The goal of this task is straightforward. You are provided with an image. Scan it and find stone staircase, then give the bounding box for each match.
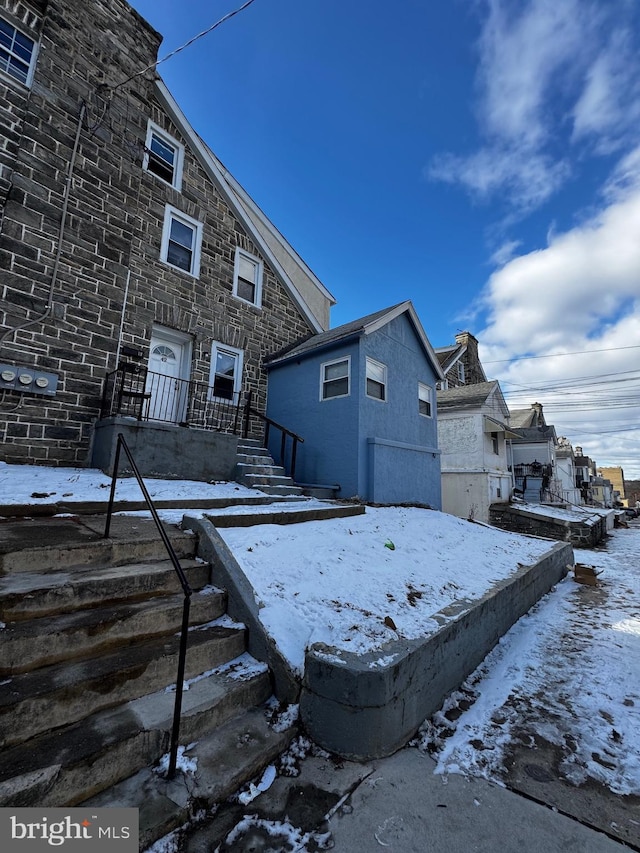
[0,515,294,849]
[235,438,304,496]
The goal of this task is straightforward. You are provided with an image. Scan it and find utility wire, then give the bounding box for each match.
[484,343,640,364]
[113,0,259,92]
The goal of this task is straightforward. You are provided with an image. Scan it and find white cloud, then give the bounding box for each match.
[430,0,640,212]
[477,184,640,476]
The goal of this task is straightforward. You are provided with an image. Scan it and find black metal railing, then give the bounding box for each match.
[104,432,192,780]
[513,462,553,479]
[101,365,243,434]
[241,390,304,480]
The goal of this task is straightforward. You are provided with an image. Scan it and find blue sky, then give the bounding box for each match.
[128,0,640,478]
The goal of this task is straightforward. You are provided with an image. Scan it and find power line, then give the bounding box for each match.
[113,0,259,92]
[483,343,640,364]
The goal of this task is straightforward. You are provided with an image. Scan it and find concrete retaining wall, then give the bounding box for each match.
[184,515,300,704]
[299,541,573,760]
[92,418,238,482]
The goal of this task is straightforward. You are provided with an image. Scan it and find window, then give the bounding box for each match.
[144,122,184,189]
[233,248,263,307]
[457,362,465,383]
[418,382,432,417]
[321,357,350,400]
[0,16,37,86]
[366,357,386,401]
[491,432,500,455]
[436,379,448,391]
[209,343,243,401]
[160,206,202,276]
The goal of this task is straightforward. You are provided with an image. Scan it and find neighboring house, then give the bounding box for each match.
[591,476,614,508]
[434,332,487,390]
[508,403,563,503]
[555,437,583,506]
[437,380,516,522]
[574,446,597,504]
[597,466,627,507]
[0,0,334,475]
[265,302,444,507]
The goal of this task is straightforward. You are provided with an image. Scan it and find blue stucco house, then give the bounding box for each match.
[265,301,445,507]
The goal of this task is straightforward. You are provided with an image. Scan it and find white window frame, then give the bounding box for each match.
[365,357,387,402]
[233,247,263,308]
[160,205,202,277]
[208,342,244,402]
[457,361,466,383]
[0,15,38,87]
[144,121,184,190]
[418,382,433,418]
[320,356,350,401]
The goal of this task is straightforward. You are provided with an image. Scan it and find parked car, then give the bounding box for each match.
[623,508,638,518]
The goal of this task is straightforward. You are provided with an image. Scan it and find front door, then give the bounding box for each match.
[146,327,191,422]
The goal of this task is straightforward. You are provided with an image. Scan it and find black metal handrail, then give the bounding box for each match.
[242,391,304,481]
[104,432,192,780]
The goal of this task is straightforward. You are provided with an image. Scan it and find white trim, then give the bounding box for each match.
[365,356,387,402]
[418,382,433,418]
[233,246,263,308]
[0,14,38,88]
[154,79,326,333]
[144,120,184,190]
[160,205,203,277]
[320,355,351,401]
[209,341,244,402]
[361,301,445,381]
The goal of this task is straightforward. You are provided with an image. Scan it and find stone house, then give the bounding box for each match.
[437,380,516,522]
[0,0,334,476]
[434,331,487,390]
[265,301,444,506]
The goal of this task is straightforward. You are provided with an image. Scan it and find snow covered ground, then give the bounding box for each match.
[416,524,640,797]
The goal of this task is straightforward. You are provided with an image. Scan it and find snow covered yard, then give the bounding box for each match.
[417,525,640,800]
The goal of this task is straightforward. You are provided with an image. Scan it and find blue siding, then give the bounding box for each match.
[266,312,441,507]
[266,340,361,496]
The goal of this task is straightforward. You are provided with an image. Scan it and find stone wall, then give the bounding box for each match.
[489,504,608,547]
[0,0,315,467]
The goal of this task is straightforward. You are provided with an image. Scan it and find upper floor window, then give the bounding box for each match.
[321,356,350,400]
[233,248,263,307]
[418,382,433,417]
[491,431,499,455]
[366,357,387,401]
[160,205,202,277]
[457,362,466,383]
[0,16,37,86]
[144,122,184,190]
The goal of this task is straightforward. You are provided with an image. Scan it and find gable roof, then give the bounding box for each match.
[265,300,445,379]
[435,343,464,373]
[154,79,333,334]
[437,380,509,416]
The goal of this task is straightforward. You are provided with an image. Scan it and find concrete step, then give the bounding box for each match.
[82,705,297,850]
[1,586,227,675]
[0,518,197,574]
[0,624,247,748]
[241,474,298,488]
[236,462,287,477]
[0,558,210,621]
[249,484,305,497]
[205,502,366,527]
[0,654,272,809]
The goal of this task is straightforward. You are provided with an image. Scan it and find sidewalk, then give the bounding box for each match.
[327,748,624,853]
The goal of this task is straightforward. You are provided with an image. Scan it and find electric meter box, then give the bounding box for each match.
[0,363,59,396]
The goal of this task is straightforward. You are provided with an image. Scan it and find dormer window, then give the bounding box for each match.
[144,122,184,190]
[0,16,37,86]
